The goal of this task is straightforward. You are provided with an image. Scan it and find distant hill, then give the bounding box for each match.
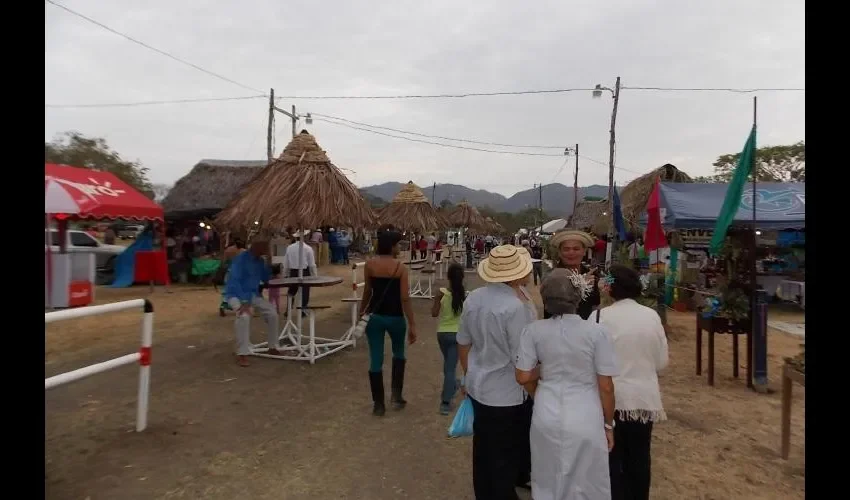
[359,182,611,216]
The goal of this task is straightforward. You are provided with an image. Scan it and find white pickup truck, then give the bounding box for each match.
[45,229,127,272]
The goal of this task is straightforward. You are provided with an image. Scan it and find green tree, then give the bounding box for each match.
[45,132,154,198]
[712,141,804,182]
[439,199,454,209]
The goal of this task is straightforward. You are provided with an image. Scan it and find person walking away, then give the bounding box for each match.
[328,228,340,264]
[530,240,544,286]
[431,263,467,415]
[224,238,282,366]
[515,268,620,500]
[545,230,601,320]
[283,232,318,314]
[597,265,668,500]
[358,230,418,416]
[457,245,538,499]
[427,232,437,260]
[418,235,428,260]
[465,236,474,269]
[339,229,352,264]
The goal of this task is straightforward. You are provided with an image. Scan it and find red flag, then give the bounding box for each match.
[643,177,668,252]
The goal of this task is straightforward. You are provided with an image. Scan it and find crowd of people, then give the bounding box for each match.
[219,226,669,499]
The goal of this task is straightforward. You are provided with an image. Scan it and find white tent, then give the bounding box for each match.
[538,218,567,234]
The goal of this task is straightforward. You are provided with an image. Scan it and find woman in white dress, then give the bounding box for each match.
[515,268,619,500]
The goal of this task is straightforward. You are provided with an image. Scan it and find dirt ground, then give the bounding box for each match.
[45,264,805,500]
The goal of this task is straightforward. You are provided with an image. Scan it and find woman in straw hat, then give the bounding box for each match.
[515,268,620,500]
[457,245,538,499]
[545,229,601,320]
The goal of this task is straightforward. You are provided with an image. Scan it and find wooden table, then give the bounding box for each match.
[252,275,346,364]
[695,314,751,387]
[781,363,805,459]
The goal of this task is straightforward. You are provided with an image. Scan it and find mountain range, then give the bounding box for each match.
[359,182,610,216]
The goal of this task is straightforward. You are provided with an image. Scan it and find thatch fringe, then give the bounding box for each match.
[214,130,377,232]
[377,181,448,231]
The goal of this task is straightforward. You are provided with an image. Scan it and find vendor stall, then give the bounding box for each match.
[45,164,167,308]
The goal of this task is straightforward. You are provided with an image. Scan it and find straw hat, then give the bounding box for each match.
[478,245,533,283]
[550,229,595,249]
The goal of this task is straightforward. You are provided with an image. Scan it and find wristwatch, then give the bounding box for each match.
[604,421,615,431]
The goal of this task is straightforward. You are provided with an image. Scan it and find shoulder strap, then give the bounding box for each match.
[595,307,601,323]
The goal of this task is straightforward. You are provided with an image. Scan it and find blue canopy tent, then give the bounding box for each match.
[640,182,805,230]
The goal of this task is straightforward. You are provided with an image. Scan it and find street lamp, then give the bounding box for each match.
[593,77,621,267]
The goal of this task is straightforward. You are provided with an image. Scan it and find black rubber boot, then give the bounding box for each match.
[368,371,386,416]
[390,358,407,410]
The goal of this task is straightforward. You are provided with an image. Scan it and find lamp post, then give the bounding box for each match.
[593,77,621,267]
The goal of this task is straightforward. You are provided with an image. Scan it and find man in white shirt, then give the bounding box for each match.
[283,233,319,313]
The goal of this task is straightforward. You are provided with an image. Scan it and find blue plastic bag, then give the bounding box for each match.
[448,397,475,438]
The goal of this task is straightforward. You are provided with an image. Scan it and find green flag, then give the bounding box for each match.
[709,126,757,256]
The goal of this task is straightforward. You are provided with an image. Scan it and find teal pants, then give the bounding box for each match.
[366,314,407,373]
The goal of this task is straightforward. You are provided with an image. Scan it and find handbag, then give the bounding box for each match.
[353,262,401,338]
[447,397,475,438]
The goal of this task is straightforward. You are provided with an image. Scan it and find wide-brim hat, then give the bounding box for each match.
[550,229,595,249]
[478,244,533,283]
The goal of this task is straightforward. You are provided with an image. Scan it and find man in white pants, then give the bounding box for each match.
[224,239,281,366]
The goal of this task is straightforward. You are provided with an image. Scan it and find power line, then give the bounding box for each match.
[312,115,647,177]
[312,113,565,149]
[45,95,266,109]
[273,86,804,100]
[311,117,565,157]
[45,0,265,95]
[623,86,805,93]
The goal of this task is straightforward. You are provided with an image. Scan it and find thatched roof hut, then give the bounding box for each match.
[485,216,506,234]
[215,130,377,232]
[161,159,267,220]
[377,181,448,231]
[447,200,489,231]
[568,164,692,235]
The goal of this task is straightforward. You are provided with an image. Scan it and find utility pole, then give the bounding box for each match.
[605,77,621,266]
[266,88,275,161]
[432,182,436,205]
[538,182,543,230]
[572,143,580,218]
[291,104,297,138]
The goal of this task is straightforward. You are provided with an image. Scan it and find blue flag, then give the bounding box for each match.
[612,183,627,241]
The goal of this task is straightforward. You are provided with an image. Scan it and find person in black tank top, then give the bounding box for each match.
[359,230,418,416]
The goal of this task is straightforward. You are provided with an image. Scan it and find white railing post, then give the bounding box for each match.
[136,300,154,432]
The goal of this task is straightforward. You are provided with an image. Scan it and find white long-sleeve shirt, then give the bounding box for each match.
[283,241,318,277]
[596,298,668,423]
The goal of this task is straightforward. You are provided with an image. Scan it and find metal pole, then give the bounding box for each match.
[292,104,298,138]
[267,88,275,161]
[605,77,621,267]
[572,144,579,219]
[750,96,760,391]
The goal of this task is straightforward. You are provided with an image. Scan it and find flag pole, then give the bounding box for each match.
[749,96,759,390]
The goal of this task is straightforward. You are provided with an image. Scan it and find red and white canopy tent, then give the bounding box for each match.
[45,163,166,307]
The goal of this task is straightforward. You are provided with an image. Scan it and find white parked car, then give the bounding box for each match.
[45,229,126,272]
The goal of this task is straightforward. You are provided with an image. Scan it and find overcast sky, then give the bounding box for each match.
[45,0,804,197]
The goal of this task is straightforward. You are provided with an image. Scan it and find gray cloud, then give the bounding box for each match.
[45,0,804,196]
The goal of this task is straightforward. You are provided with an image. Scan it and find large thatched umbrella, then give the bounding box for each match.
[447,200,489,231]
[215,130,377,232]
[485,216,505,234]
[377,181,448,231]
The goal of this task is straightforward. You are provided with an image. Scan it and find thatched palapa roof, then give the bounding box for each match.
[568,164,692,235]
[447,200,489,230]
[161,159,267,219]
[485,216,505,234]
[377,181,448,231]
[215,130,377,232]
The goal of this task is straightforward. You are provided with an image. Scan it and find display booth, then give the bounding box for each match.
[45,164,166,309]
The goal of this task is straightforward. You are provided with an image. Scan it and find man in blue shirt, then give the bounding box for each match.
[224,239,280,366]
